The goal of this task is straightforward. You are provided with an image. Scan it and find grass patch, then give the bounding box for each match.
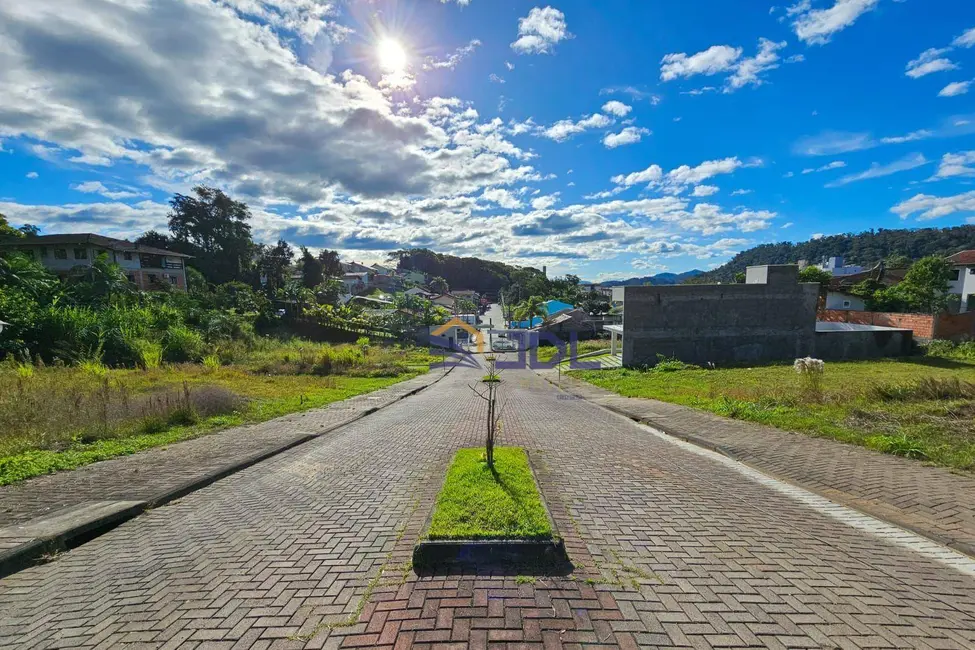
[0,339,432,485]
[534,339,610,363]
[427,448,552,540]
[571,356,975,473]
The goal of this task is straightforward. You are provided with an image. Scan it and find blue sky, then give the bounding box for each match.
[1,0,975,281]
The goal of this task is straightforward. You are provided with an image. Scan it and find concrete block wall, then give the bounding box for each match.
[621,266,819,367]
[815,329,914,360]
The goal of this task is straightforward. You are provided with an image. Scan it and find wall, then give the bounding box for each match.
[818,309,935,339]
[824,292,866,311]
[814,327,913,360]
[818,309,975,341]
[621,265,819,367]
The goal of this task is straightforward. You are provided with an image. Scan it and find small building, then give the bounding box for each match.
[824,263,908,312]
[341,272,370,294]
[430,293,458,309]
[947,250,975,312]
[824,291,866,311]
[400,270,427,284]
[341,261,374,274]
[817,255,864,277]
[370,263,397,277]
[0,233,191,291]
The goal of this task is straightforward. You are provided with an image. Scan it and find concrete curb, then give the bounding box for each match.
[538,371,975,560]
[0,366,454,579]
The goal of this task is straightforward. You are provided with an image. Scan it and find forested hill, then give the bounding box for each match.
[601,270,703,286]
[697,225,975,283]
[388,248,544,295]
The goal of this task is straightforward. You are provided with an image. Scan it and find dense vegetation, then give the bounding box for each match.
[696,225,975,283]
[390,248,544,296]
[601,270,703,286]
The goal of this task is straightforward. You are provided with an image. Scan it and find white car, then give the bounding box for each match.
[491,337,518,352]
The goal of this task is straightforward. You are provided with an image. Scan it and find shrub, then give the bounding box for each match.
[132,340,163,370]
[163,325,204,362]
[651,355,700,372]
[866,434,927,459]
[202,355,221,372]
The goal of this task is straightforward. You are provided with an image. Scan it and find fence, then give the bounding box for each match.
[818,309,975,341]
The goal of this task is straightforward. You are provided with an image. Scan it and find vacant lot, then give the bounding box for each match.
[572,355,975,473]
[0,340,437,484]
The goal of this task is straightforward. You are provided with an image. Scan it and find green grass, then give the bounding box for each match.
[0,339,434,485]
[534,339,610,363]
[426,447,553,540]
[571,357,975,473]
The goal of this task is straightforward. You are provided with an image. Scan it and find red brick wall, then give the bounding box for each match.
[818,309,936,339]
[934,311,975,340]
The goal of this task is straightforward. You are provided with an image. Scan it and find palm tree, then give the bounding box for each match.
[429,276,449,295]
[514,295,547,326]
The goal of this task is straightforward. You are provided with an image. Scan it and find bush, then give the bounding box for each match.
[925,339,975,360]
[163,325,204,362]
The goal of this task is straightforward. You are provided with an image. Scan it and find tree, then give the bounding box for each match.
[515,295,546,324]
[885,254,913,269]
[18,224,40,237]
[314,278,344,306]
[0,214,24,241]
[167,186,254,284]
[886,255,953,314]
[798,266,833,285]
[429,276,449,294]
[318,249,343,278]
[136,230,173,250]
[733,271,746,284]
[0,252,58,298]
[67,253,133,306]
[581,289,610,315]
[300,247,324,289]
[254,239,294,294]
[276,279,314,317]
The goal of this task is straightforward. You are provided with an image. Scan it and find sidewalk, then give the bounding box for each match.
[539,368,975,558]
[0,368,450,572]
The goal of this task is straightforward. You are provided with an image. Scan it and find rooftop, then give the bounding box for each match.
[948,250,975,265]
[0,233,191,258]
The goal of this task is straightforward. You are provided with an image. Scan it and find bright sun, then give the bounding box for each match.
[377,38,408,73]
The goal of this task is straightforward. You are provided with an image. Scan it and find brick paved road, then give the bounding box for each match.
[544,370,975,558]
[1,362,974,648]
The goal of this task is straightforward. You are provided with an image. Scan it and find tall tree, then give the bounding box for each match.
[135,230,173,250]
[18,224,40,237]
[0,214,24,241]
[300,247,324,288]
[167,186,254,284]
[887,255,953,314]
[254,239,294,294]
[429,276,449,294]
[318,249,343,278]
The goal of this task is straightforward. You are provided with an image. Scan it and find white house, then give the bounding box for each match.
[341,271,370,294]
[0,233,191,291]
[824,291,866,311]
[947,250,975,312]
[815,256,864,277]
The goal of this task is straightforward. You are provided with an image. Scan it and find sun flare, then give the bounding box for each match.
[377,38,408,73]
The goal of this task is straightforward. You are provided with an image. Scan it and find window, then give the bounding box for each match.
[54,248,68,260]
[969,268,975,275]
[842,300,851,308]
[73,248,87,260]
[169,276,178,285]
[123,252,133,261]
[39,247,48,258]
[148,274,158,284]
[950,269,961,281]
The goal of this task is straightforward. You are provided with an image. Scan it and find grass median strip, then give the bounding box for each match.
[427,447,552,540]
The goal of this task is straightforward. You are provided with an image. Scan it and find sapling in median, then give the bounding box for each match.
[469,355,506,469]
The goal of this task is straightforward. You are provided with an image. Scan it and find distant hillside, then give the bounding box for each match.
[600,270,704,286]
[696,225,975,283]
[388,248,543,295]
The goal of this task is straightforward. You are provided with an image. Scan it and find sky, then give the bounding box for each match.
[1,0,975,281]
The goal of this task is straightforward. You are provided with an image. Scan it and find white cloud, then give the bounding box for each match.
[692,185,720,197]
[892,190,975,220]
[781,222,794,228]
[953,28,975,48]
[25,171,38,179]
[931,151,975,180]
[601,101,632,117]
[540,114,612,142]
[0,200,171,239]
[511,7,571,55]
[811,233,824,239]
[880,129,933,144]
[660,45,742,81]
[489,73,506,84]
[906,48,959,79]
[825,153,928,187]
[71,180,147,200]
[480,188,523,209]
[440,0,473,5]
[939,80,972,97]
[602,126,649,149]
[613,156,751,194]
[726,39,787,90]
[530,194,559,210]
[731,189,753,196]
[422,39,481,71]
[801,160,846,174]
[791,0,880,45]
